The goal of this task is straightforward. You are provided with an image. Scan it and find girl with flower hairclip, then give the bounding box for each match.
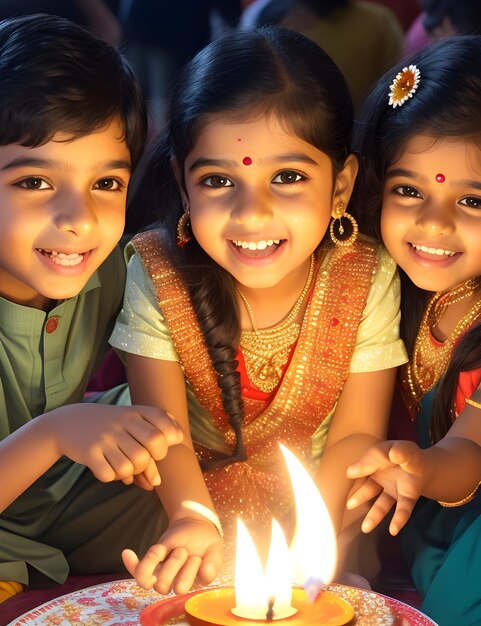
[347,36,481,624]
[108,26,408,595]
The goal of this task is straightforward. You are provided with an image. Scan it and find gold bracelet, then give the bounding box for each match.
[439,481,481,508]
[465,397,481,410]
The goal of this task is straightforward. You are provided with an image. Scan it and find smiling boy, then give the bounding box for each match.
[0,14,181,603]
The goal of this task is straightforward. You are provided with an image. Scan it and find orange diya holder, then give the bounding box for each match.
[140,586,354,626]
[141,445,355,626]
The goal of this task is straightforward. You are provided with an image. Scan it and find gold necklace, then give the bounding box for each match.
[237,254,316,393]
[403,279,481,415]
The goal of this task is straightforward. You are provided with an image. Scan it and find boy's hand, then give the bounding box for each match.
[47,404,183,485]
[122,518,224,595]
[346,440,426,535]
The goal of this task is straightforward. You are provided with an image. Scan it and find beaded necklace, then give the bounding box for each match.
[402,279,481,415]
[237,254,316,393]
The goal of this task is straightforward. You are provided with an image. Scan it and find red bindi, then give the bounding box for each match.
[435,173,446,183]
[242,156,252,166]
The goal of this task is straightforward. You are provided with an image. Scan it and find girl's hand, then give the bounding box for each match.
[346,440,426,535]
[122,518,224,594]
[46,404,183,485]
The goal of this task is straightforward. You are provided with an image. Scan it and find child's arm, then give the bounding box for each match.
[314,367,397,557]
[346,388,481,535]
[120,353,224,595]
[0,403,183,513]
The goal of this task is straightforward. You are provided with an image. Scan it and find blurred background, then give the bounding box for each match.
[2,1,481,130]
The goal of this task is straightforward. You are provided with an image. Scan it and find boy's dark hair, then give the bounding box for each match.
[352,36,481,442]
[129,26,354,469]
[0,13,147,167]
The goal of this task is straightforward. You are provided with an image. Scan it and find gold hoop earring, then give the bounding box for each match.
[330,203,358,246]
[176,210,192,247]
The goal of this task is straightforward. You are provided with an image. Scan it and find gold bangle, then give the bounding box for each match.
[465,397,481,410]
[438,481,481,508]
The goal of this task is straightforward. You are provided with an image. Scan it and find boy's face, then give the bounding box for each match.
[0,118,131,309]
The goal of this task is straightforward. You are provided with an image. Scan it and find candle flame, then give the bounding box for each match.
[280,443,337,588]
[233,519,296,620]
[265,519,295,617]
[232,444,338,620]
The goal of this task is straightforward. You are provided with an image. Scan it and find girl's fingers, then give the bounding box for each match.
[347,478,381,509]
[388,441,424,476]
[134,543,168,589]
[172,555,203,595]
[198,546,224,585]
[390,497,416,536]
[122,549,140,578]
[153,547,189,595]
[361,492,395,533]
[346,460,377,478]
[347,445,396,478]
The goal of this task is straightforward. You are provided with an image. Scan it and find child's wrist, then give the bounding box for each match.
[438,481,481,508]
[176,500,224,539]
[27,412,60,460]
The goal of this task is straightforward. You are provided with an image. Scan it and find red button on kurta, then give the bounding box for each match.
[45,316,59,333]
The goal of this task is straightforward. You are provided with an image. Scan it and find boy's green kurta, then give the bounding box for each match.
[0,247,125,438]
[0,246,166,587]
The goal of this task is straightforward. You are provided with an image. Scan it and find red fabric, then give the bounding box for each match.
[454,367,481,416]
[235,344,295,402]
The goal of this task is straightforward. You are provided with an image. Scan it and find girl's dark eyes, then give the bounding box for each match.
[392,185,422,198]
[14,177,51,190]
[200,170,305,188]
[202,175,233,188]
[272,170,304,184]
[460,196,481,210]
[94,178,123,191]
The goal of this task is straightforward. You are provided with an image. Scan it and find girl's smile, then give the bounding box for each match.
[183,115,356,303]
[381,135,481,292]
[229,238,284,263]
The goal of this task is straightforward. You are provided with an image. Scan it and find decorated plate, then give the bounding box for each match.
[6,579,438,626]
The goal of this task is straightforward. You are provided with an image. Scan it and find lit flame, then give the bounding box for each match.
[232,444,337,620]
[233,518,296,620]
[281,443,337,588]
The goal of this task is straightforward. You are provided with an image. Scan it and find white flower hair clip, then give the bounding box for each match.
[388,64,421,108]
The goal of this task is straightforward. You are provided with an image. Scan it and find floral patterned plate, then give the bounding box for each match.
[7,579,438,626]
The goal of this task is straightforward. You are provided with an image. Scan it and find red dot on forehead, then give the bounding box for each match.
[242,156,252,166]
[435,173,445,183]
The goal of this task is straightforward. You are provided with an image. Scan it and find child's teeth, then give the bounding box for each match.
[40,249,84,266]
[413,244,456,256]
[233,239,281,250]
